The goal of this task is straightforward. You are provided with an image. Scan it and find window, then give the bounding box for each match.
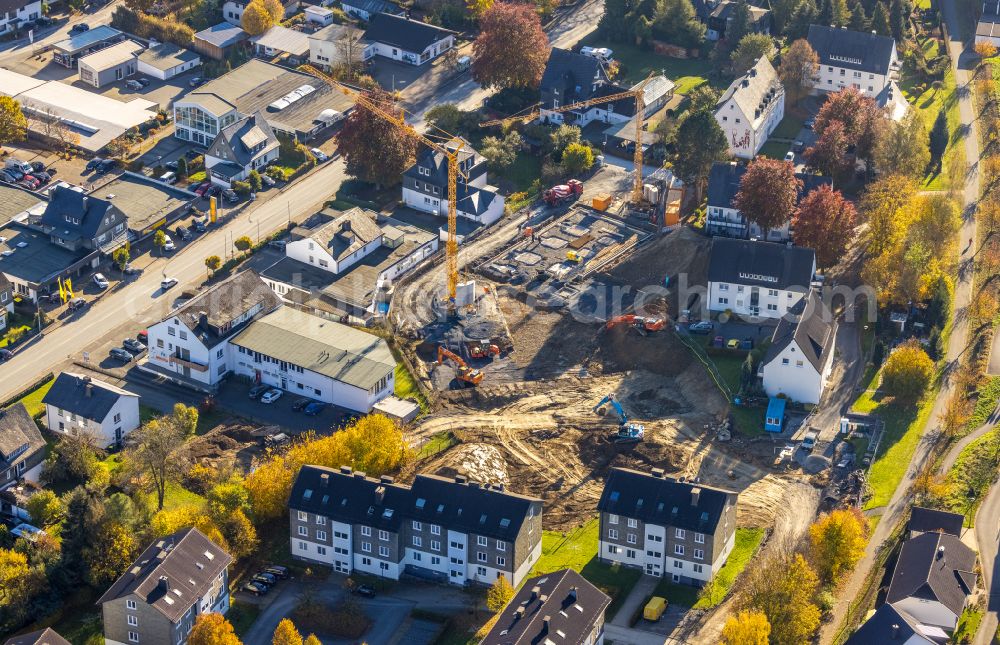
[768,289,778,297]
[114,413,121,423]
[179,331,187,341]
[168,326,176,337]
[316,530,327,541]
[431,540,441,551]
[627,533,637,544]
[217,348,224,359]
[767,304,778,311]
[126,600,137,610]
[378,530,389,541]
[648,534,662,542]
[298,526,307,536]
[361,526,371,537]
[496,556,505,566]
[298,511,307,521]
[361,542,371,553]
[127,615,138,626]
[477,536,487,546]
[477,566,487,576]
[496,540,505,551]
[718,297,729,305]
[317,546,327,556]
[477,552,487,562]
[694,549,704,560]
[675,528,686,539]
[362,557,371,565]
[608,528,619,540]
[378,546,389,557]
[412,551,422,561]
[626,549,636,558]
[607,544,620,555]
[413,521,422,531]
[430,524,441,535]
[627,518,638,528]
[316,516,326,525]
[431,556,441,565]
[608,513,618,525]
[796,360,804,367]
[674,544,685,556]
[693,563,704,574]
[695,533,705,544]
[782,358,790,365]
[412,536,422,547]
[719,284,729,291]
[674,560,683,569]
[128,632,139,643]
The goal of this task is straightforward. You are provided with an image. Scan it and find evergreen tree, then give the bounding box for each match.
[727,0,753,43]
[871,1,891,36]
[788,0,818,39]
[889,0,907,41]
[830,0,851,26]
[599,0,632,41]
[848,0,868,30]
[770,0,798,34]
[818,0,833,26]
[57,487,104,588]
[929,108,948,168]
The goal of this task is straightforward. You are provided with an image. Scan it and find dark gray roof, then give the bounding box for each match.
[341,0,403,15]
[170,270,281,349]
[206,112,279,170]
[844,604,935,645]
[42,372,138,423]
[96,527,232,623]
[540,47,604,103]
[807,25,896,76]
[707,238,816,292]
[715,56,782,126]
[985,0,1000,17]
[0,403,45,470]
[404,140,485,187]
[481,569,611,645]
[4,628,72,645]
[137,42,201,70]
[363,13,453,52]
[289,465,542,541]
[300,207,384,262]
[0,222,91,285]
[762,290,836,372]
[707,161,832,210]
[0,184,45,225]
[886,532,977,617]
[40,186,122,243]
[597,467,735,534]
[909,507,964,538]
[194,21,248,49]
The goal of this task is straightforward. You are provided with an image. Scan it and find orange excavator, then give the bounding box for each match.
[437,346,484,386]
[605,315,666,335]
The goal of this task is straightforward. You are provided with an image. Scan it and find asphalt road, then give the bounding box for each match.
[820,1,983,641]
[0,160,348,403]
[0,0,122,66]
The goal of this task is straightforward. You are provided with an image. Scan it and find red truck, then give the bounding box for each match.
[543,179,583,206]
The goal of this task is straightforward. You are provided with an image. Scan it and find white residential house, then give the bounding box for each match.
[362,12,454,65]
[144,271,281,388]
[204,112,280,187]
[597,467,738,586]
[759,290,837,405]
[0,275,13,332]
[42,373,141,447]
[707,238,817,321]
[308,23,372,71]
[807,25,898,98]
[401,140,505,226]
[714,56,785,159]
[136,42,202,81]
[0,0,41,34]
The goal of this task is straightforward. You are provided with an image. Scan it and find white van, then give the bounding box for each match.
[5,158,32,174]
[159,171,177,184]
[580,46,613,63]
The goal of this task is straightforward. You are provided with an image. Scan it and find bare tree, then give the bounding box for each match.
[124,416,188,511]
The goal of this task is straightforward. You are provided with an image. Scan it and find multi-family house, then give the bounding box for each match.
[480,569,612,645]
[845,603,942,645]
[759,290,837,405]
[38,186,128,254]
[289,465,543,587]
[4,628,72,645]
[42,372,141,448]
[0,0,42,34]
[221,0,296,23]
[597,467,737,586]
[401,140,505,226]
[705,161,831,241]
[145,270,281,388]
[0,403,45,491]
[362,13,455,66]
[308,23,371,71]
[538,48,609,126]
[707,238,817,321]
[807,25,898,98]
[98,527,232,645]
[714,56,784,159]
[204,112,280,188]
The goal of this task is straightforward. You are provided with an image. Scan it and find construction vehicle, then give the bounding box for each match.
[543,179,583,207]
[566,249,584,263]
[593,393,645,444]
[437,346,484,386]
[481,75,656,204]
[604,314,666,334]
[300,65,467,310]
[466,341,500,359]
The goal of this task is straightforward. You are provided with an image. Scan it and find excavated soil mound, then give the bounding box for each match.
[594,325,693,377]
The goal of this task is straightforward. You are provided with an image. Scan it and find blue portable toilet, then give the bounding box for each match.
[764,398,786,433]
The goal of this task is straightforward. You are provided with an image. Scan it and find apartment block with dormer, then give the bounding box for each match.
[288,465,543,587]
[807,25,898,98]
[597,467,737,586]
[714,56,785,159]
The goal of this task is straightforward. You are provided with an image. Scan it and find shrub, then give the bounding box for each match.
[266,165,288,181]
[247,169,262,192]
[882,339,934,401]
[231,180,251,197]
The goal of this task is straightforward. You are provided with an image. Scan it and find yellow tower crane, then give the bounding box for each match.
[480,75,654,204]
[300,65,468,306]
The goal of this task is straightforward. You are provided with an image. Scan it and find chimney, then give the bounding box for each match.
[375,485,386,504]
[354,471,366,479]
[651,468,665,478]
[320,473,330,486]
[341,220,352,233]
[380,475,394,484]
[158,576,169,592]
[85,384,93,398]
[455,475,467,484]
[469,482,480,489]
[542,615,551,632]
[340,466,352,474]
[937,545,945,559]
[568,586,578,602]
[530,586,540,602]
[890,624,900,639]
[691,487,702,507]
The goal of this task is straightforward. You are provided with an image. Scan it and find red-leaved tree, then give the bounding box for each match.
[337,87,418,187]
[792,184,857,267]
[805,119,852,181]
[813,87,883,162]
[733,158,802,238]
[472,3,550,90]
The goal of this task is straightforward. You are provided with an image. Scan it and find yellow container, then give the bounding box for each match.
[643,596,667,621]
[592,193,612,211]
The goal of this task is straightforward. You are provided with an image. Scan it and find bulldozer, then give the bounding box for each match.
[604,314,666,335]
[437,346,484,387]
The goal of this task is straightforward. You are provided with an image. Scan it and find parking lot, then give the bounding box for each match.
[214,379,356,434]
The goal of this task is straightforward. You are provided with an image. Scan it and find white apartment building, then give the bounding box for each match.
[760,290,837,405]
[707,238,817,321]
[807,24,898,98]
[714,56,785,159]
[42,373,141,447]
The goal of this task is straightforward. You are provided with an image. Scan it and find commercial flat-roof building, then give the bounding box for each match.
[0,184,45,226]
[250,25,310,59]
[52,25,124,68]
[88,171,197,240]
[77,39,145,89]
[0,221,101,302]
[137,42,202,81]
[0,68,159,153]
[173,58,352,146]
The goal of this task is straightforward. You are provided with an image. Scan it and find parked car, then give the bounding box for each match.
[725,338,740,349]
[194,181,212,197]
[160,277,178,290]
[261,173,276,188]
[125,79,143,91]
[70,22,90,33]
[159,171,177,184]
[740,337,754,350]
[253,572,277,585]
[711,335,724,348]
[804,117,815,129]
[95,159,117,175]
[784,151,795,162]
[206,185,221,198]
[792,140,805,153]
[85,157,104,172]
[689,321,713,334]
[93,273,109,289]
[0,170,18,183]
[250,575,272,589]
[137,77,151,87]
[162,235,176,252]
[189,76,203,87]
[123,338,146,353]
[242,582,267,596]
[18,177,39,190]
[263,565,289,579]
[249,384,270,399]
[137,330,148,344]
[260,389,282,404]
[123,264,142,275]
[0,348,12,362]
[176,225,191,241]
[801,431,818,451]
[30,161,45,173]
[68,297,87,312]
[303,401,325,416]
[165,160,179,171]
[109,347,133,362]
[222,188,238,203]
[192,217,207,232]
[292,397,312,411]
[310,148,328,162]
[4,168,24,181]
[354,585,376,598]
[32,170,51,184]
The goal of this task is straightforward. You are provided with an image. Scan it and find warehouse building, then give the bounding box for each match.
[51,25,123,68]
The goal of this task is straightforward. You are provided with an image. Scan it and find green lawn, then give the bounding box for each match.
[144,481,208,513]
[709,353,766,436]
[954,607,984,644]
[694,528,764,608]
[529,518,643,619]
[770,115,804,140]
[11,375,55,416]
[853,373,937,509]
[945,427,1000,525]
[0,325,30,348]
[497,152,542,192]
[578,37,722,93]
[227,600,261,637]
[967,377,1000,433]
[758,139,792,160]
[395,362,429,412]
